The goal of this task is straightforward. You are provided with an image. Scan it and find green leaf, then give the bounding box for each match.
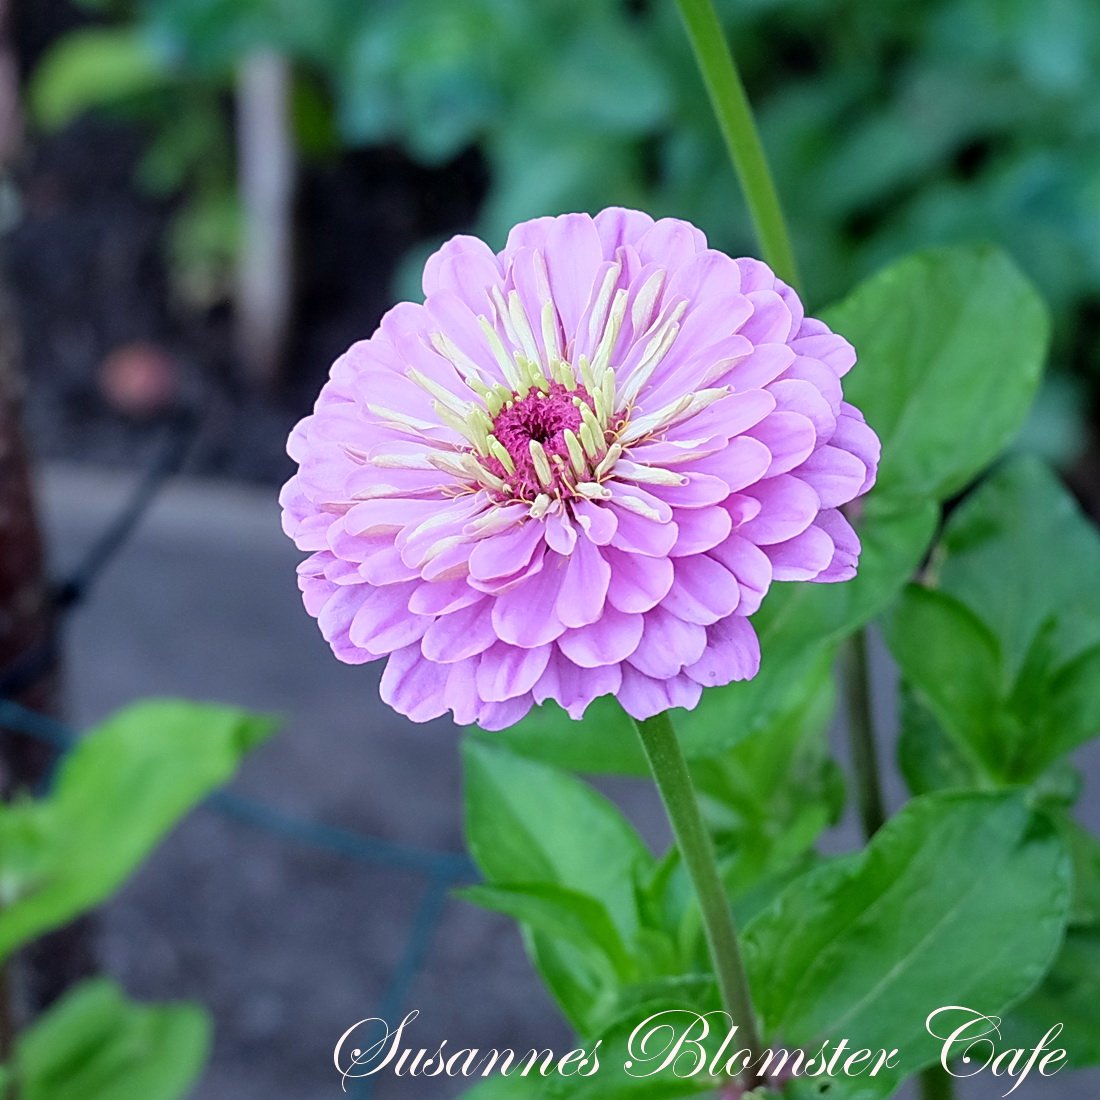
[462,739,649,941]
[744,792,1070,1093]
[29,28,169,131]
[823,245,1049,502]
[999,926,1100,1068]
[896,684,984,796]
[883,585,1008,776]
[935,456,1100,679]
[12,979,209,1100]
[0,700,276,961]
[458,883,634,982]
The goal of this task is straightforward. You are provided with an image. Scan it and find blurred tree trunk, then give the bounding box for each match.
[0,0,95,1030]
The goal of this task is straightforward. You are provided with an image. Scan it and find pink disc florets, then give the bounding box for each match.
[281,208,880,730]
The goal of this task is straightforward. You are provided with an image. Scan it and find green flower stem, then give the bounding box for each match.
[842,629,887,837]
[633,710,762,1082]
[675,0,801,289]
[919,1063,957,1100]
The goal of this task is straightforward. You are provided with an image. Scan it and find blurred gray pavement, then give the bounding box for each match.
[35,464,1100,1100]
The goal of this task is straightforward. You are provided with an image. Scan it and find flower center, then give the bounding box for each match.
[485,382,588,497]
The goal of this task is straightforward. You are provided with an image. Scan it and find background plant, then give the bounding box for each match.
[0,700,275,1098]
[27,0,1100,433]
[445,3,1099,1095]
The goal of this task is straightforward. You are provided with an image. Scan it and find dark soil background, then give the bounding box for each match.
[6,0,487,484]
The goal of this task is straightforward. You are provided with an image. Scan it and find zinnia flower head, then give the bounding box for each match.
[281,209,879,730]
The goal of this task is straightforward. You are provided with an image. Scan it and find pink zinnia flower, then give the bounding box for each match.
[281,209,879,730]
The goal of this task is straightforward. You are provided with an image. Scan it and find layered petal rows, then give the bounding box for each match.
[281,209,880,729]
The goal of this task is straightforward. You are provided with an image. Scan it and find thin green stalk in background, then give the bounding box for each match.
[675,0,801,288]
[843,629,887,837]
[675,6,953,1096]
[633,711,762,1086]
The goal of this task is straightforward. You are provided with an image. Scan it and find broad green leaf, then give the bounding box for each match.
[460,1075,548,1098]
[999,926,1100,1068]
[934,456,1100,678]
[744,792,1070,1094]
[823,245,1049,502]
[0,700,276,961]
[462,740,650,941]
[12,978,209,1100]
[30,29,169,130]
[883,585,1008,776]
[458,883,635,982]
[896,684,984,796]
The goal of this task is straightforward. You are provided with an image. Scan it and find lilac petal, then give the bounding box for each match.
[628,606,707,678]
[795,445,870,508]
[830,404,881,493]
[533,654,622,718]
[730,343,796,390]
[734,257,776,294]
[504,214,557,253]
[777,356,843,418]
[648,471,731,509]
[422,234,503,310]
[764,524,836,581]
[544,510,577,555]
[707,535,773,616]
[662,555,741,625]
[636,217,706,269]
[671,506,732,556]
[685,616,761,687]
[556,539,611,628]
[345,498,443,538]
[468,547,544,596]
[469,520,546,581]
[572,500,618,545]
[792,329,856,376]
[604,548,674,614]
[492,553,568,646]
[814,510,861,582]
[543,214,605,337]
[349,581,428,656]
[443,657,482,726]
[767,377,838,438]
[691,436,772,494]
[609,506,678,558]
[723,493,762,527]
[398,495,487,568]
[617,666,703,721]
[380,644,450,723]
[421,539,476,583]
[594,207,655,255]
[665,248,743,305]
[748,411,818,476]
[476,642,552,702]
[608,482,673,523]
[557,606,644,667]
[475,695,536,731]
[357,540,420,586]
[298,562,337,619]
[740,289,796,344]
[667,389,775,444]
[739,474,820,545]
[408,577,481,616]
[420,599,498,662]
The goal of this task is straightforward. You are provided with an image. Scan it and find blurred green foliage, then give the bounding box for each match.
[0,700,276,1097]
[27,0,1100,382]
